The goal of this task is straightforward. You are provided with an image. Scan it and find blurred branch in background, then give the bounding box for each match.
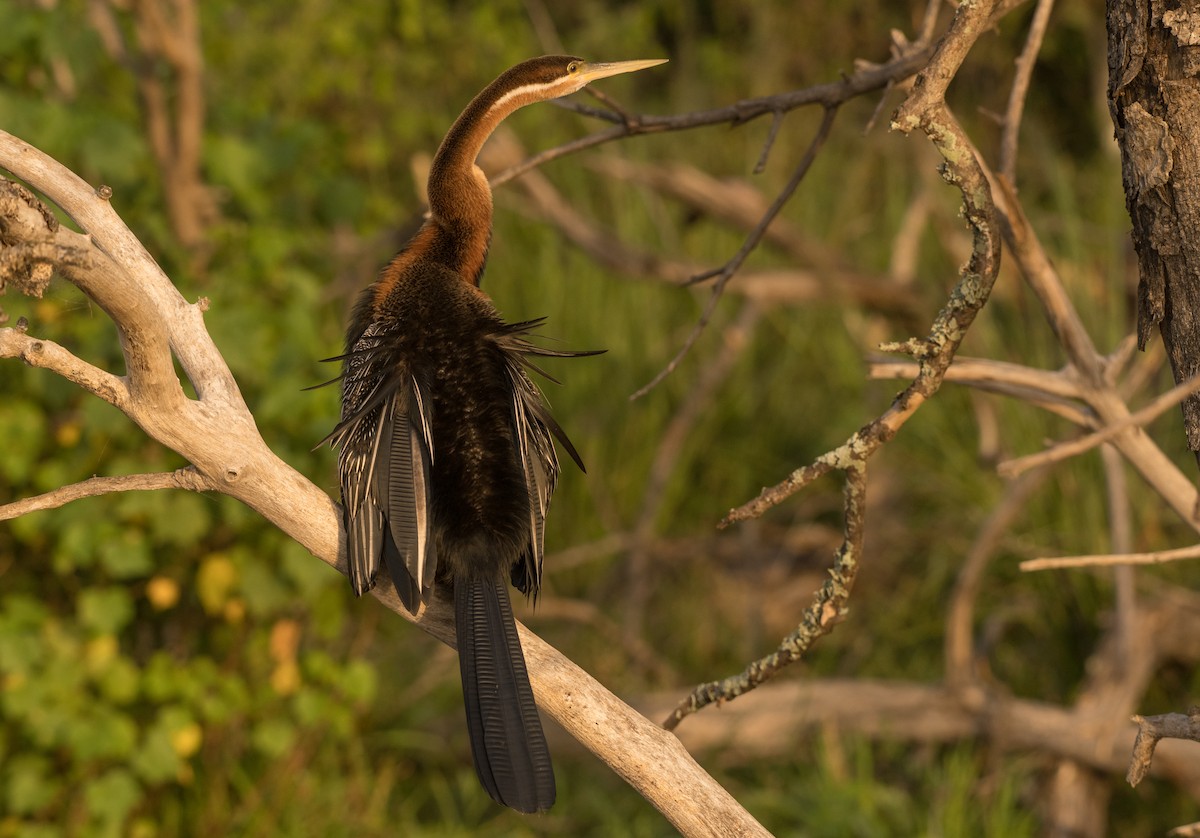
[88,0,218,266]
[659,0,1006,727]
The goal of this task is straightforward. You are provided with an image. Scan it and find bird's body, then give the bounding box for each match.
[322,55,665,813]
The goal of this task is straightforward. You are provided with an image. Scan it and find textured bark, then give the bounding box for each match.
[1107,0,1200,455]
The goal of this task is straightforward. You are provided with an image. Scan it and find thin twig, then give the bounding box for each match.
[754,111,785,174]
[632,106,838,400]
[998,0,1056,183]
[488,44,940,191]
[0,468,213,521]
[664,462,868,730]
[998,373,1200,478]
[625,305,762,642]
[1021,543,1200,572]
[584,85,637,126]
[685,107,838,291]
[489,3,1031,193]
[919,0,945,43]
[945,465,1052,693]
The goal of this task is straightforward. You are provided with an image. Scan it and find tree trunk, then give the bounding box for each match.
[1107,0,1200,463]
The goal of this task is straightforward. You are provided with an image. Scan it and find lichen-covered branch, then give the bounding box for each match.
[665,463,867,730]
[660,1,1004,731]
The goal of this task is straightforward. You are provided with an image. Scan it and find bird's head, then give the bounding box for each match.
[487,55,668,111]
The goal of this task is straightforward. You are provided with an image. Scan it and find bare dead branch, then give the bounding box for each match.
[0,327,129,410]
[1128,708,1200,787]
[657,0,1007,733]
[1022,543,1200,572]
[876,358,1101,424]
[725,107,1001,524]
[0,125,769,838]
[632,106,839,399]
[665,462,868,730]
[945,465,1053,695]
[636,681,1200,796]
[0,468,213,520]
[990,173,1200,527]
[999,374,1200,479]
[90,0,216,253]
[999,0,1057,182]
[489,42,940,190]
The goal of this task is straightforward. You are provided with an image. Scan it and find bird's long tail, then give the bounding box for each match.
[455,578,556,813]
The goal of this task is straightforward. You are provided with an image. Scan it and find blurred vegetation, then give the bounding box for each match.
[0,0,1197,835]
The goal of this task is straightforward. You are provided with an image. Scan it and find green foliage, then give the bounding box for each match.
[1,0,1197,835]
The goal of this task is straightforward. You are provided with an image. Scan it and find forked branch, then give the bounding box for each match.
[0,125,766,837]
[667,0,1004,729]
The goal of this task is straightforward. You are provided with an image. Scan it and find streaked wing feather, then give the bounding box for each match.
[506,361,559,597]
[380,375,434,603]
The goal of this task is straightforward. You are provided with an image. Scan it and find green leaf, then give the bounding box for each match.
[68,708,137,761]
[251,718,296,758]
[77,588,134,635]
[131,716,182,785]
[238,558,288,617]
[5,754,59,814]
[339,660,377,705]
[84,769,143,834]
[98,529,153,579]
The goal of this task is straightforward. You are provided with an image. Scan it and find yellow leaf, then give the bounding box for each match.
[270,661,301,696]
[170,722,203,759]
[145,576,180,611]
[196,555,238,615]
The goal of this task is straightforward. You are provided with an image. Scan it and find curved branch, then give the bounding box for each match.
[0,326,129,410]
[631,106,839,400]
[0,468,213,521]
[669,0,1005,730]
[999,373,1200,478]
[489,42,940,189]
[666,463,868,729]
[0,128,767,836]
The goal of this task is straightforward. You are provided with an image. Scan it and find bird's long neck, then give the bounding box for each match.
[423,75,539,285]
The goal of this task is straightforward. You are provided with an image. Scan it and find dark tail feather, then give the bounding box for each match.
[455,578,555,813]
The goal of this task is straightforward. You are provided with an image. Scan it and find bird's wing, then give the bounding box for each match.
[325,336,435,610]
[504,358,560,599]
[493,324,598,473]
[376,373,435,611]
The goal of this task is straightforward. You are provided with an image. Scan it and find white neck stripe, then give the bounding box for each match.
[487,79,573,114]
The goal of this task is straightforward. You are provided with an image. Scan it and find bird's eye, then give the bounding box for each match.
[567,61,580,74]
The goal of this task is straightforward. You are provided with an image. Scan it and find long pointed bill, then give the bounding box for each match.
[575,58,669,84]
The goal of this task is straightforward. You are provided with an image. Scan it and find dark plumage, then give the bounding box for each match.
[320,55,666,813]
